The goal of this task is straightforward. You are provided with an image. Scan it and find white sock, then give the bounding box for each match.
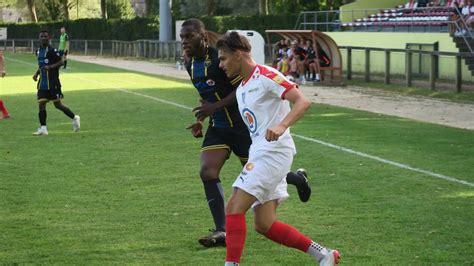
[316,73,320,80]
[40,126,47,130]
[306,241,329,262]
[225,262,239,266]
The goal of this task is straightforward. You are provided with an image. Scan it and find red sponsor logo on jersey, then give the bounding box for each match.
[242,108,257,134]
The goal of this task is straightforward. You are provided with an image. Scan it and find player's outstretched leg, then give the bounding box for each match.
[263,220,340,265]
[286,168,311,202]
[0,99,10,119]
[53,101,80,132]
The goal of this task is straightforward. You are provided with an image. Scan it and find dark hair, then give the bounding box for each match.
[182,18,206,33]
[216,31,251,53]
[39,29,49,34]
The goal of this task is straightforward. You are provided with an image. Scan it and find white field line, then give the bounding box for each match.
[7,57,474,188]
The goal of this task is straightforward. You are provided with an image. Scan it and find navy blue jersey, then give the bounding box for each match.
[186,46,245,129]
[36,46,62,91]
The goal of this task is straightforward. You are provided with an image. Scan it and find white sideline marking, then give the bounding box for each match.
[8,56,474,188]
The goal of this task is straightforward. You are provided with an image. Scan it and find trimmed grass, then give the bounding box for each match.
[0,53,473,265]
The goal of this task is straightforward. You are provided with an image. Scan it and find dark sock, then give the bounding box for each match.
[39,110,47,126]
[203,178,226,232]
[286,171,302,186]
[56,105,75,119]
[63,60,67,68]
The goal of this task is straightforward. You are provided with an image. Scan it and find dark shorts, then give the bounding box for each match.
[202,126,251,162]
[319,60,331,67]
[37,87,64,102]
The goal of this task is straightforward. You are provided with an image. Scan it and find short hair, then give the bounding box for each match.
[40,29,49,34]
[182,18,206,33]
[216,31,251,53]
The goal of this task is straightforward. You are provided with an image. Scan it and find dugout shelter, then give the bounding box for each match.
[266,30,343,84]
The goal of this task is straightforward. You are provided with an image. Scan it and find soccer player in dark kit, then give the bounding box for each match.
[32,30,80,136]
[180,18,312,248]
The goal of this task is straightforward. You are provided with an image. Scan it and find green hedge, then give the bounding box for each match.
[1,17,159,40]
[1,15,297,41]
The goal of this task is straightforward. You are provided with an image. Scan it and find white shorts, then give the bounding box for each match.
[232,150,293,208]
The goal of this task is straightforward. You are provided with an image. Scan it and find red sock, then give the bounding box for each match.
[265,220,312,252]
[0,100,9,116]
[225,213,246,263]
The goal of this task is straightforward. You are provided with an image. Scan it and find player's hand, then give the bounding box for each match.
[40,65,50,71]
[265,125,287,142]
[186,121,203,138]
[33,74,38,81]
[192,99,217,121]
[1,71,5,78]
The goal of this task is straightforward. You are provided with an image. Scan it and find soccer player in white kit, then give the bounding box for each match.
[216,32,340,265]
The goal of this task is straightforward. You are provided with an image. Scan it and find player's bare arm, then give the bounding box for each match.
[192,90,237,121]
[266,86,311,142]
[40,59,64,71]
[32,69,40,81]
[185,120,203,138]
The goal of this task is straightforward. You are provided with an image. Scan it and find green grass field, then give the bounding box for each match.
[0,52,473,265]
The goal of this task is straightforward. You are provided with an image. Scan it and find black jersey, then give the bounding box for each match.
[36,46,62,91]
[186,46,245,129]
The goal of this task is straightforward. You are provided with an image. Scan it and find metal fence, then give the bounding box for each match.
[341,46,474,92]
[1,39,183,60]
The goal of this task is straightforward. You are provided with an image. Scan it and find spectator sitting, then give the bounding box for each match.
[465,0,474,29]
[272,39,287,68]
[277,53,289,75]
[305,40,319,82]
[315,46,332,81]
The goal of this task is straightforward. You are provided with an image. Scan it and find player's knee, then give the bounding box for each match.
[53,102,63,109]
[199,167,218,181]
[253,220,271,235]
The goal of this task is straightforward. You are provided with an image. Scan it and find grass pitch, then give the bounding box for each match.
[0,52,473,265]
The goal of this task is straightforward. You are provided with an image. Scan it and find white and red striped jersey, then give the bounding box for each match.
[236,64,298,155]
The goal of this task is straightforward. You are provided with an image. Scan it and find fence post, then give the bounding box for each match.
[347,48,352,80]
[84,40,88,55]
[12,39,15,53]
[406,50,412,87]
[136,42,139,58]
[365,48,370,82]
[100,40,103,56]
[455,55,462,93]
[384,50,390,84]
[31,39,34,53]
[429,53,436,90]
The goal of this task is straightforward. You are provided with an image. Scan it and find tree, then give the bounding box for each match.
[43,0,62,21]
[145,0,158,17]
[26,0,38,22]
[205,0,218,16]
[60,0,70,20]
[107,0,135,19]
[258,0,269,15]
[100,0,107,19]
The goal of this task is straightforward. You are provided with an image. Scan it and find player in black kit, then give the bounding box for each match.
[180,18,311,248]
